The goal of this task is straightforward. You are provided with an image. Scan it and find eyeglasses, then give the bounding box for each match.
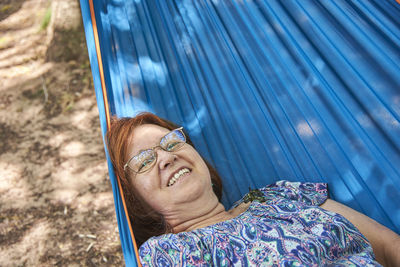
[123,127,186,174]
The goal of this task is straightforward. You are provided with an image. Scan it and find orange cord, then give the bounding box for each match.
[88,1,142,265]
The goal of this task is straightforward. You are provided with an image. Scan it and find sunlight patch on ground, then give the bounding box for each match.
[50,160,107,204]
[0,220,51,266]
[60,141,85,157]
[50,189,80,204]
[91,192,114,210]
[70,109,91,130]
[50,160,88,203]
[74,192,114,212]
[0,160,30,208]
[16,102,43,122]
[73,193,98,212]
[0,62,53,92]
[48,133,68,148]
[79,161,108,184]
[70,98,100,130]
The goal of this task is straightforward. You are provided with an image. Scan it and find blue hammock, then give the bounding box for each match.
[80,0,400,266]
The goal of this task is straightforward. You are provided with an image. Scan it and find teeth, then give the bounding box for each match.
[168,168,190,187]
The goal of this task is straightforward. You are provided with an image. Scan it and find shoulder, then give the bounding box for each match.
[259,180,328,206]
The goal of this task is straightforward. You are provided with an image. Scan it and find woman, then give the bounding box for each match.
[107,112,400,266]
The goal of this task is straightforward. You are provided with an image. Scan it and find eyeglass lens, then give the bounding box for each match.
[128,128,186,173]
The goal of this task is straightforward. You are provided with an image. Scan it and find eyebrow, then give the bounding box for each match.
[132,129,173,157]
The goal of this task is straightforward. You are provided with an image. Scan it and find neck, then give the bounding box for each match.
[170,202,231,233]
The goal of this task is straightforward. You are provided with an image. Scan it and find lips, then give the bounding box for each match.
[167,167,191,187]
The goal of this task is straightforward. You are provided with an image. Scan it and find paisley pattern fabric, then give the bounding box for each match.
[139,181,381,266]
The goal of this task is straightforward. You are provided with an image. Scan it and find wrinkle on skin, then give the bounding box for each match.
[126,124,250,233]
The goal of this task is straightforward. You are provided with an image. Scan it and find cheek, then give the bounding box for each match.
[189,151,210,176]
[131,179,162,209]
[130,174,154,198]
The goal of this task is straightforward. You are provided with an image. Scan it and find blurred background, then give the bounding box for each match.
[0,0,124,265]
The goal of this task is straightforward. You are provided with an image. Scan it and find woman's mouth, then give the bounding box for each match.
[167,168,191,187]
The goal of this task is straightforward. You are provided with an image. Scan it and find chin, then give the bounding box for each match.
[182,181,209,200]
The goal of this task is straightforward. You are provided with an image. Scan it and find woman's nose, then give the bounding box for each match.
[157,149,177,169]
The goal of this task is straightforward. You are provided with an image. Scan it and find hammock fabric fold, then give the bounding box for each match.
[80,0,400,266]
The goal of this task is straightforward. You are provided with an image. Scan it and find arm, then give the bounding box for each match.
[320,199,400,267]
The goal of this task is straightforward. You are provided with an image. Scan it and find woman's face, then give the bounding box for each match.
[125,124,214,218]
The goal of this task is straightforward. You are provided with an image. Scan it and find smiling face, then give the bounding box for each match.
[125,124,216,220]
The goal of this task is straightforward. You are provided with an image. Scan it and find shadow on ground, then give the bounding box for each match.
[0,0,123,265]
[0,0,24,21]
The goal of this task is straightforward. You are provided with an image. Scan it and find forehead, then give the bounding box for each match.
[127,124,171,155]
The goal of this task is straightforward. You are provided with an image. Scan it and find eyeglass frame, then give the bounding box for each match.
[123,127,186,174]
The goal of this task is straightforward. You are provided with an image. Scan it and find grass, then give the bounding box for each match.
[1,5,12,13]
[40,6,52,31]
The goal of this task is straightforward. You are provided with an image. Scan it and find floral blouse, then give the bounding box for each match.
[139,181,381,266]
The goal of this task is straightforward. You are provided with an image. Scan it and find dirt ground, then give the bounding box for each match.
[0,0,124,265]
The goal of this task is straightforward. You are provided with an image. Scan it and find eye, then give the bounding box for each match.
[138,156,155,171]
[166,141,180,151]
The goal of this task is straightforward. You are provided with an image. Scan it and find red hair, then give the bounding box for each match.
[106,112,223,246]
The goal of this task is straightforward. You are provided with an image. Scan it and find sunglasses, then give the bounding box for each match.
[123,127,186,174]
